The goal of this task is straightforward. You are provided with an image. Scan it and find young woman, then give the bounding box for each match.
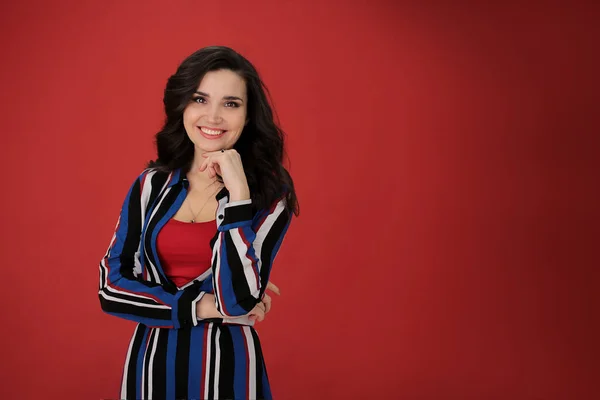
[98,45,299,400]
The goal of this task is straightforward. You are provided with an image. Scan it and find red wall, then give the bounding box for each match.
[0,1,597,399]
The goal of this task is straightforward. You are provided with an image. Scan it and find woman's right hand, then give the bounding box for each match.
[195,281,281,321]
[248,281,281,322]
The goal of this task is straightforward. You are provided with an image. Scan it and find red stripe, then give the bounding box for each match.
[255,196,282,232]
[239,227,260,290]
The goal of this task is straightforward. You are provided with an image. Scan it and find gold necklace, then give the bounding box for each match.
[186,181,223,223]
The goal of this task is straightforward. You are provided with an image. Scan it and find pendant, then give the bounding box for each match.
[190,219,195,223]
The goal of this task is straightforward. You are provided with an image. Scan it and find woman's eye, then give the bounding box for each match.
[225,102,239,108]
[193,97,206,104]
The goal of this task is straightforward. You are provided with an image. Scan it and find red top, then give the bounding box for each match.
[156,218,216,287]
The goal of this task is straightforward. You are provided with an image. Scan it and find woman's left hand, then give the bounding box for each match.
[199,149,250,200]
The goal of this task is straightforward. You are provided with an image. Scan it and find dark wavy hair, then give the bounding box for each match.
[146,46,299,216]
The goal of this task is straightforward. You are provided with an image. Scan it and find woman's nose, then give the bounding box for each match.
[207,105,223,123]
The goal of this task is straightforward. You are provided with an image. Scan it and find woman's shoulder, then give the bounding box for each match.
[132,166,174,188]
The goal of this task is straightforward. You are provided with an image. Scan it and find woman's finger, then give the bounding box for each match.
[249,306,265,322]
[199,156,209,172]
[266,281,280,295]
[262,297,271,314]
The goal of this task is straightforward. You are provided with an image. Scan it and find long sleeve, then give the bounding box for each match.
[212,193,293,317]
[98,170,205,329]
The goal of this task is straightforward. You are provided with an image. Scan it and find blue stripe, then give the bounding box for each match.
[187,324,206,397]
[110,179,135,256]
[135,328,150,400]
[262,362,272,400]
[229,326,248,399]
[217,236,233,314]
[165,328,178,400]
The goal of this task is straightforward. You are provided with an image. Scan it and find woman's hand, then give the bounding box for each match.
[195,281,281,321]
[247,298,268,322]
[199,149,250,201]
[248,281,281,322]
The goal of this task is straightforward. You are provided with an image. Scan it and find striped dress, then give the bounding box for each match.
[98,167,293,399]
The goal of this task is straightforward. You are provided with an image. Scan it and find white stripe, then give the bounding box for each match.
[211,195,227,311]
[212,233,224,313]
[203,323,214,399]
[230,228,260,297]
[119,324,140,399]
[139,169,157,220]
[216,197,228,229]
[222,315,255,326]
[136,169,157,276]
[99,260,171,312]
[99,291,169,309]
[213,328,221,399]
[144,185,174,284]
[243,326,257,399]
[99,261,166,301]
[191,292,206,326]
[147,328,160,399]
[223,198,252,208]
[102,278,167,301]
[253,199,287,278]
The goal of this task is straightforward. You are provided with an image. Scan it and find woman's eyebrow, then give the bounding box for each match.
[195,91,244,102]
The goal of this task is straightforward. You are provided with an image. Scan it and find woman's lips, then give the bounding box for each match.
[197,126,226,139]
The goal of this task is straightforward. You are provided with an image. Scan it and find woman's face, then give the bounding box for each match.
[183,69,248,152]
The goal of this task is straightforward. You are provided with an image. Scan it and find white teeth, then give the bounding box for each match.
[200,127,224,135]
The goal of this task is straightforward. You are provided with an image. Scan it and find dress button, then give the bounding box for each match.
[218,214,224,220]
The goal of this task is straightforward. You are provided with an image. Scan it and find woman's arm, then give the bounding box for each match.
[211,193,293,317]
[98,170,207,329]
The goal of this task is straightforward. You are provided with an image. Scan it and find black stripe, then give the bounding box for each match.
[99,284,163,305]
[143,328,157,398]
[119,176,142,276]
[174,327,191,400]
[98,262,106,290]
[218,325,235,399]
[251,328,266,399]
[99,297,171,321]
[221,203,253,226]
[143,184,181,293]
[150,328,168,399]
[141,171,168,285]
[259,209,291,298]
[146,171,170,219]
[176,283,203,329]
[207,324,218,399]
[125,324,147,399]
[209,227,219,250]
[224,232,255,311]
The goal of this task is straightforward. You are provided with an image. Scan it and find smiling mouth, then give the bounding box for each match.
[198,126,226,136]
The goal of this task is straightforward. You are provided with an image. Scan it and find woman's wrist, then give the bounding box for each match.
[196,293,221,319]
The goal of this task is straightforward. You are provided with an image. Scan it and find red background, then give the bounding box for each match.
[0,1,598,399]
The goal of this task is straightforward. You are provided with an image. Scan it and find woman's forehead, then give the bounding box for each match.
[197,69,247,98]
